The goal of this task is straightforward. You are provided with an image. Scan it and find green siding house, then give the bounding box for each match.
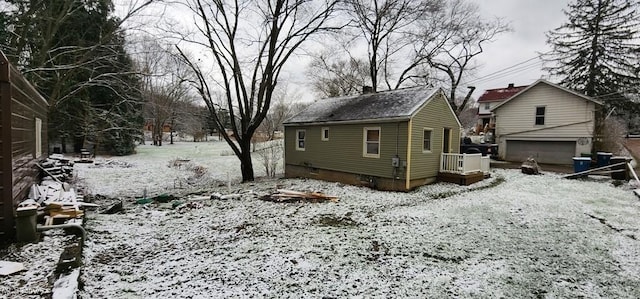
[283,86,463,191]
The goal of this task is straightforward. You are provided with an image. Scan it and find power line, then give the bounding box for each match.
[459,52,549,89]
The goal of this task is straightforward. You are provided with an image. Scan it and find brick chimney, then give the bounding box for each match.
[507,83,515,88]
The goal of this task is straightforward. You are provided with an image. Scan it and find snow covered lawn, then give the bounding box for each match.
[72,142,640,298]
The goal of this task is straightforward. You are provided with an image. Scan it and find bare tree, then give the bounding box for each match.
[602,117,628,154]
[136,37,192,146]
[306,54,370,97]
[175,102,209,142]
[177,0,340,182]
[257,86,306,141]
[256,140,284,178]
[343,0,443,92]
[421,0,509,114]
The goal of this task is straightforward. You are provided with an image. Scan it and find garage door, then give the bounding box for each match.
[506,140,576,164]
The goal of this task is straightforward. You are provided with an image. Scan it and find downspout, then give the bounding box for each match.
[37,223,87,245]
[406,119,413,191]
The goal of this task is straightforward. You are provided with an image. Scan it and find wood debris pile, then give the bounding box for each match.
[90,159,132,168]
[40,154,74,182]
[17,155,95,226]
[260,189,339,203]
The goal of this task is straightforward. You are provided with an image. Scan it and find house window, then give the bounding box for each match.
[363,127,380,158]
[35,118,42,158]
[321,127,329,141]
[484,103,490,110]
[296,130,306,151]
[535,106,546,125]
[423,129,432,152]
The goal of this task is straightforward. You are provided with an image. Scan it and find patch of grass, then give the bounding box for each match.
[315,214,359,227]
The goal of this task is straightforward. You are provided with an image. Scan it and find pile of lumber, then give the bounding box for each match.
[39,154,74,182]
[260,189,338,203]
[21,153,89,224]
[20,180,95,226]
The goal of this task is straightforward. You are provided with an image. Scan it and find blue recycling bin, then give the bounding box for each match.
[596,152,612,167]
[572,157,591,173]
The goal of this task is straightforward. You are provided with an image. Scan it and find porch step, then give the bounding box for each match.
[438,171,485,186]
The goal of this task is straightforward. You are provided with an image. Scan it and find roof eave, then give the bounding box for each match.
[491,79,603,112]
[284,116,411,127]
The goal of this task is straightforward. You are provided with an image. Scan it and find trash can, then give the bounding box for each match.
[610,156,630,180]
[572,157,591,173]
[596,152,613,167]
[15,206,38,242]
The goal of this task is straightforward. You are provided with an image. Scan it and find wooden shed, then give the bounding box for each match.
[284,86,487,191]
[0,52,48,242]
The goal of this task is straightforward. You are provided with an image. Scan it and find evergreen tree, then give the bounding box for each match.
[544,0,640,112]
[1,0,143,155]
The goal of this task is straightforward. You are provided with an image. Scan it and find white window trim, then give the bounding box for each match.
[321,127,329,141]
[363,127,381,158]
[35,117,42,158]
[296,129,306,151]
[422,127,433,153]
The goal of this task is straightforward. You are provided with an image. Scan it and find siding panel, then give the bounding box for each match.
[494,83,596,139]
[409,93,461,179]
[285,122,409,179]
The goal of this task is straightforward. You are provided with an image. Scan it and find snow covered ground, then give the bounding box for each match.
[4,140,640,298]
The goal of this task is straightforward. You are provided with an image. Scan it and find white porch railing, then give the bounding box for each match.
[440,153,491,175]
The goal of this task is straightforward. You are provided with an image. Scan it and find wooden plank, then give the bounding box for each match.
[562,162,627,179]
[0,261,25,276]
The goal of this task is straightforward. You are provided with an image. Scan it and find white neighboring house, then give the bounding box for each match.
[491,79,603,165]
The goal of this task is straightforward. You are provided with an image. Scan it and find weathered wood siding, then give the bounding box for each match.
[408,93,461,180]
[0,52,48,242]
[285,121,409,179]
[493,82,597,139]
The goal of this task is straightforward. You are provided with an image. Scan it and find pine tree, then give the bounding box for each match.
[545,0,640,112]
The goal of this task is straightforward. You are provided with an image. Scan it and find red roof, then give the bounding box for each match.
[477,84,528,103]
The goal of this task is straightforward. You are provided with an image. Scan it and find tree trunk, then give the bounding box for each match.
[73,136,84,153]
[238,138,255,182]
[61,136,67,153]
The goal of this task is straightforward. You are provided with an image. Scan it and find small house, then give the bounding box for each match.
[491,79,603,164]
[284,86,489,191]
[0,52,48,241]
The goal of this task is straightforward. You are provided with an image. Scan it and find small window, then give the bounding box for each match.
[535,106,545,125]
[363,127,380,158]
[423,129,432,152]
[296,130,306,151]
[484,103,490,110]
[321,127,329,141]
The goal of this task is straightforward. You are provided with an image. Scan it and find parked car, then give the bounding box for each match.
[460,136,498,158]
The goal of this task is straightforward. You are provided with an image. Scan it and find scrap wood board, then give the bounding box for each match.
[271,189,338,202]
[0,261,25,276]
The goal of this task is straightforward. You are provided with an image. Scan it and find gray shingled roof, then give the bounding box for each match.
[285,86,441,125]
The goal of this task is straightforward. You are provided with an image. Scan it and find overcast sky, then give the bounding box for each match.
[469,0,570,97]
[118,0,573,101]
